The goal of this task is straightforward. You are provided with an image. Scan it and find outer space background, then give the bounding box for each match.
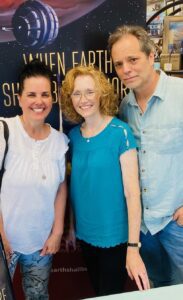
[0,0,146,129]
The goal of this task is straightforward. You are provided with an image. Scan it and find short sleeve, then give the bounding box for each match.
[63,132,69,146]
[59,155,66,183]
[68,125,78,154]
[58,132,69,182]
[119,124,136,155]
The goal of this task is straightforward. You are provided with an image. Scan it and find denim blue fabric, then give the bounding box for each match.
[120,71,183,234]
[140,221,183,286]
[9,250,52,299]
[69,117,136,247]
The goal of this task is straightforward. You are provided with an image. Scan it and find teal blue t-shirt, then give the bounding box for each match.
[69,117,136,247]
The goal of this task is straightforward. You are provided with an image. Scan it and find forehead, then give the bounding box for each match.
[23,76,51,89]
[74,75,96,89]
[111,34,143,59]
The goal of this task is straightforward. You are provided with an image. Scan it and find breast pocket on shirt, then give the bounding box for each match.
[154,126,183,154]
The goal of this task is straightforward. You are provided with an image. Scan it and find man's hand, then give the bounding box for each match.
[173,206,183,226]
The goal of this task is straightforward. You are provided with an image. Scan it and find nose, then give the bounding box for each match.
[80,92,87,102]
[35,96,44,105]
[122,62,131,74]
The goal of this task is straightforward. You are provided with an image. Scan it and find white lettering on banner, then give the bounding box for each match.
[0,50,124,109]
[23,52,66,76]
[1,81,58,107]
[0,288,7,300]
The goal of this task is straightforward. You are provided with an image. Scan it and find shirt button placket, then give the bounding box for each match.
[32,142,39,171]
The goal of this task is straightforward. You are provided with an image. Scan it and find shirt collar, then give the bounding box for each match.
[152,70,167,101]
[126,70,168,106]
[126,90,138,106]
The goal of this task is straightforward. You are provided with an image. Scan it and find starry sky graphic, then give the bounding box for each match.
[0,0,146,126]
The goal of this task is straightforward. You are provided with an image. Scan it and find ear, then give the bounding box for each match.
[149,51,155,66]
[18,95,22,108]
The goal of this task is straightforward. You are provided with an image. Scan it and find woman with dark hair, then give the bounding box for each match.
[0,59,68,299]
[61,65,149,297]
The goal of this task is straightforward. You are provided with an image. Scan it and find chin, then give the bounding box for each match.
[124,81,141,90]
[32,114,47,121]
[34,110,50,118]
[78,110,94,118]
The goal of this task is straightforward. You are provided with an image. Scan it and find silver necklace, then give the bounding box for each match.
[81,117,106,143]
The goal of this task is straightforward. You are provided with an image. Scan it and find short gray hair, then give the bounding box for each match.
[108,25,155,56]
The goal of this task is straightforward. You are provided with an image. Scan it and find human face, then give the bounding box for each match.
[71,75,100,120]
[111,34,155,92]
[18,76,52,123]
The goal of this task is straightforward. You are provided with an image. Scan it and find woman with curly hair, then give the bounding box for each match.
[61,65,149,297]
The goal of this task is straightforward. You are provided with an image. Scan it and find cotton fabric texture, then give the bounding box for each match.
[120,70,183,234]
[69,117,136,247]
[0,116,68,254]
[120,70,183,286]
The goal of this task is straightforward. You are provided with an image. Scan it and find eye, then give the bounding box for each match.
[27,92,36,97]
[129,57,138,64]
[72,92,81,98]
[42,92,50,97]
[87,90,95,95]
[114,62,123,68]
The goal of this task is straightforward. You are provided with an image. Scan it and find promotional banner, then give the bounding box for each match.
[0,1,146,299]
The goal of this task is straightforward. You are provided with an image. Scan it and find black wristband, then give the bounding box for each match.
[127,242,141,248]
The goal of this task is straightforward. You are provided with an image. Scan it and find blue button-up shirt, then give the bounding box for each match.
[120,71,183,234]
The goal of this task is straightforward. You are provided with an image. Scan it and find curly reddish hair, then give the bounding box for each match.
[60,65,119,123]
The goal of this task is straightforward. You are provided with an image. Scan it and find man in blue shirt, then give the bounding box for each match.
[108,25,183,287]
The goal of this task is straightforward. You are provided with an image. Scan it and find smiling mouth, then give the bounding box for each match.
[32,108,45,113]
[79,104,93,110]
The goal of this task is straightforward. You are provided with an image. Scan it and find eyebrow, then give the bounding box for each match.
[73,88,95,92]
